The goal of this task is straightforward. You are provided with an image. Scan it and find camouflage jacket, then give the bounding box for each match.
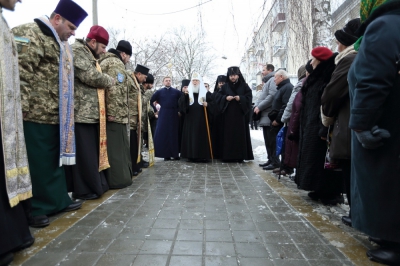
[12,20,62,124]
[99,50,131,124]
[72,39,114,123]
[140,86,154,132]
[128,73,139,130]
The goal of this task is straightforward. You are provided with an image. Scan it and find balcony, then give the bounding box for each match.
[273,43,286,57]
[271,13,286,32]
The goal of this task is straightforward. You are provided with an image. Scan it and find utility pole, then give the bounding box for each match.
[92,0,98,25]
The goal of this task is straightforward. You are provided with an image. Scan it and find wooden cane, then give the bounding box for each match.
[203,105,213,160]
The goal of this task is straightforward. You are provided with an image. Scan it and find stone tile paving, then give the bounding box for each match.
[20,158,354,266]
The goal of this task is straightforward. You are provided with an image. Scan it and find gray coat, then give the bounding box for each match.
[255,72,277,126]
[281,78,304,123]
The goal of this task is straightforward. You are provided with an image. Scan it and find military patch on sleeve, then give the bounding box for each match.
[14,36,30,54]
[117,73,125,83]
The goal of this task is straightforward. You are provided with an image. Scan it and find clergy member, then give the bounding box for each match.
[179,73,211,162]
[66,26,115,200]
[13,0,88,226]
[178,79,190,154]
[99,40,134,188]
[150,77,182,160]
[0,0,35,263]
[209,75,226,159]
[130,64,150,176]
[215,67,254,162]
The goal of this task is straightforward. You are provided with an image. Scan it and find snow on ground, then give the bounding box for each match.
[253,145,268,162]
[250,129,265,142]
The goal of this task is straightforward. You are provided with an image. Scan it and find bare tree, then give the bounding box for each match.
[169,27,217,82]
[311,0,332,47]
[106,26,217,88]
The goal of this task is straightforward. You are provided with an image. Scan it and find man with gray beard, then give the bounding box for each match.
[179,73,211,162]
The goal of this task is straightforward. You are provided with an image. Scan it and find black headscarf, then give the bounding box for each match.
[213,75,227,92]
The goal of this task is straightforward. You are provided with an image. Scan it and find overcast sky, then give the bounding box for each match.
[4,0,272,78]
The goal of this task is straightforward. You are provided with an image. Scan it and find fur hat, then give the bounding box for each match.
[116,40,132,56]
[335,18,361,46]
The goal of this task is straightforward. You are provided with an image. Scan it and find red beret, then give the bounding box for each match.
[87,26,109,46]
[311,46,333,61]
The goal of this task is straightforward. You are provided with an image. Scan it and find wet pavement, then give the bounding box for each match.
[11,132,381,266]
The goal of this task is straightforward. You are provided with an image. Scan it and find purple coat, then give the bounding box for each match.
[284,90,302,168]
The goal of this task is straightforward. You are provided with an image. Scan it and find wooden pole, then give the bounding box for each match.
[203,105,213,160]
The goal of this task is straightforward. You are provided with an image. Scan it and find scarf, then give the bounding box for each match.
[354,0,389,50]
[131,75,142,164]
[95,61,110,171]
[335,45,357,65]
[38,17,76,166]
[1,9,32,207]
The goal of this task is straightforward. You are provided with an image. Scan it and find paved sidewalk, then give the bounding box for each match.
[15,159,356,266]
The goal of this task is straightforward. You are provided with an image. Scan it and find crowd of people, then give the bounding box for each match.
[0,1,256,264]
[0,0,399,265]
[254,1,400,264]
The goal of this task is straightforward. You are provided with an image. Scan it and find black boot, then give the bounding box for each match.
[367,247,400,265]
[0,252,13,266]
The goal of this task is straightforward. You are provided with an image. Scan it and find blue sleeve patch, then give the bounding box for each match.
[117,73,125,83]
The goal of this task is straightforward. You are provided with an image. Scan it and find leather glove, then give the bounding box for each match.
[355,125,391,149]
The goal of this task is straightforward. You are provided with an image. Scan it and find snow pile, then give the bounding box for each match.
[250,129,264,142]
[253,145,268,162]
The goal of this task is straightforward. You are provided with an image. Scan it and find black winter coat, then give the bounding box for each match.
[296,54,343,192]
[271,79,293,125]
[348,1,400,242]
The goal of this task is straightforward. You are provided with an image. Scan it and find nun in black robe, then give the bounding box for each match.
[207,75,226,159]
[215,67,254,162]
[178,79,190,154]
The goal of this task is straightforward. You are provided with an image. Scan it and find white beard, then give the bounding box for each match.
[192,85,199,93]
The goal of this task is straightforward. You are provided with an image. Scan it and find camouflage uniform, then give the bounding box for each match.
[99,51,131,124]
[128,74,139,130]
[12,19,74,216]
[140,85,153,133]
[98,50,133,189]
[72,39,114,123]
[12,21,61,124]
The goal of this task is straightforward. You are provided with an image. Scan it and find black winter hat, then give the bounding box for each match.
[145,74,154,84]
[334,18,361,47]
[116,40,132,56]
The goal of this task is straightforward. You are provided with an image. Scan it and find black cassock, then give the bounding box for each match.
[216,81,254,161]
[179,93,211,160]
[207,91,223,159]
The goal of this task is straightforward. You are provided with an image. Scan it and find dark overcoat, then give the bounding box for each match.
[150,88,182,158]
[321,52,356,160]
[348,1,400,242]
[296,54,343,194]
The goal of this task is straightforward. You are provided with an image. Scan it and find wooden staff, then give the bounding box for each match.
[203,100,213,159]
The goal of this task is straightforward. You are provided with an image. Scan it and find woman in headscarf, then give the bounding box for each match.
[296,47,345,205]
[348,0,400,264]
